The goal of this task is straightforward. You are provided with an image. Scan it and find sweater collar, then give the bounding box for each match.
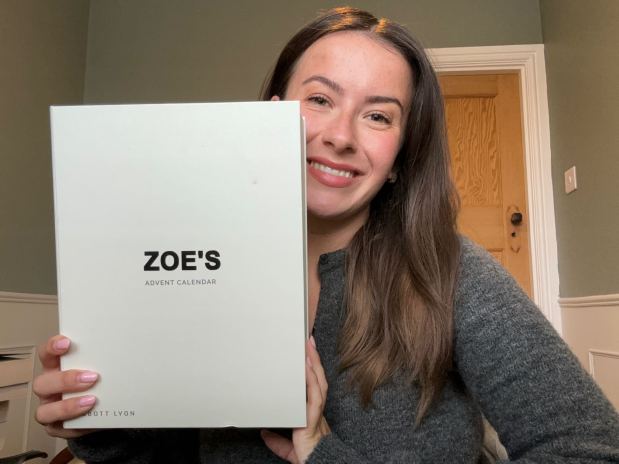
[318,249,347,274]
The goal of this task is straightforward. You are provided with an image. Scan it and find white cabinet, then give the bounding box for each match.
[0,353,33,457]
[0,293,59,463]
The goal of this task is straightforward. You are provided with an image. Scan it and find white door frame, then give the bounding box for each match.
[427,44,561,333]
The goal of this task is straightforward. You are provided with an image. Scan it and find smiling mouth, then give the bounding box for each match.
[308,161,355,178]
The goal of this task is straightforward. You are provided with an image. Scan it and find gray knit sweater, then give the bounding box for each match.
[69,239,619,463]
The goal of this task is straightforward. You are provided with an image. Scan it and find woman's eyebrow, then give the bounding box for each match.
[301,75,404,113]
[301,75,343,94]
[366,96,404,113]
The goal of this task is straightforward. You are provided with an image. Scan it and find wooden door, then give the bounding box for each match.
[439,73,532,296]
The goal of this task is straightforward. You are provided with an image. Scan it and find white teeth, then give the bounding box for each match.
[310,161,354,178]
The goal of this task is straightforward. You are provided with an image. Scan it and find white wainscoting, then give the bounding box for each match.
[0,292,61,462]
[559,293,619,410]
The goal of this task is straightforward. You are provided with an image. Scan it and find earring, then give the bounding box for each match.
[387,173,398,184]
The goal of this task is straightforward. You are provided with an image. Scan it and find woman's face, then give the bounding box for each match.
[284,31,413,224]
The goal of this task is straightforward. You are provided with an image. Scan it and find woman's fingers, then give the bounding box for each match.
[33,335,98,439]
[35,395,96,426]
[286,359,331,463]
[33,369,99,399]
[305,336,328,427]
[307,336,328,398]
[263,340,330,463]
[44,422,96,439]
[305,358,325,427]
[37,335,71,371]
[261,429,297,463]
[318,416,331,436]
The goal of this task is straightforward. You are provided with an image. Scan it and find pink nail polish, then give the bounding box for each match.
[78,372,98,383]
[53,338,70,351]
[79,395,96,407]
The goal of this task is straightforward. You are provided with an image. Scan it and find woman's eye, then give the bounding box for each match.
[308,95,329,106]
[368,112,391,124]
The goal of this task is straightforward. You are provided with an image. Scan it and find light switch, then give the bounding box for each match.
[564,166,577,194]
[0,400,7,423]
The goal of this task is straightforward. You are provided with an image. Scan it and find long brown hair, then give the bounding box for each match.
[261,7,461,423]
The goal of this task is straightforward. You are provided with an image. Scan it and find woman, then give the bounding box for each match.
[34,7,619,463]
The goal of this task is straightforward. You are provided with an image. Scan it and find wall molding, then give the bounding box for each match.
[427,44,561,333]
[589,349,619,370]
[0,292,57,305]
[588,349,619,409]
[559,294,619,308]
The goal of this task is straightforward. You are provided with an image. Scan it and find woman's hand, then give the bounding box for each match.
[261,336,331,463]
[33,335,98,438]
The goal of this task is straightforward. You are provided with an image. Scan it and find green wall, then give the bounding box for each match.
[540,0,619,297]
[0,0,90,294]
[83,0,542,103]
[1,0,544,294]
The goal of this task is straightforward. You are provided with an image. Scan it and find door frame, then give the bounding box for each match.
[427,44,561,333]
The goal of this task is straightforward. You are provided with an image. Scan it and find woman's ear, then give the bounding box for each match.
[271,95,280,101]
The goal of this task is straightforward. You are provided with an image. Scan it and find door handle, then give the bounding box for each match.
[511,212,523,226]
[506,206,524,253]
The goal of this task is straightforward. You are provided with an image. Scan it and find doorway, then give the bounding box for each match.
[439,72,532,296]
[429,45,560,331]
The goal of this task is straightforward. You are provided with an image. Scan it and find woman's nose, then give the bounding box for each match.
[322,112,357,153]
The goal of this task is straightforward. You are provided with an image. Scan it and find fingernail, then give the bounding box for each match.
[78,372,98,383]
[53,338,70,351]
[79,395,96,407]
[310,335,316,348]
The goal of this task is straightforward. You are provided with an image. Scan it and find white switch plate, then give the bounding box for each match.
[564,166,578,194]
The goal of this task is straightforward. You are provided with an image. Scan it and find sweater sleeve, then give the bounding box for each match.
[68,428,200,463]
[454,238,619,463]
[307,433,374,464]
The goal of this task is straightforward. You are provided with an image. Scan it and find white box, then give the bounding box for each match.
[50,102,307,428]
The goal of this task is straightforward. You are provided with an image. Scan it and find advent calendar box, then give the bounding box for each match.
[50,102,307,428]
